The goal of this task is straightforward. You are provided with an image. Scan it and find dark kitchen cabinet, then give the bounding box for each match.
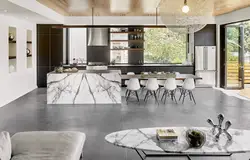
[194,24,216,46]
[37,24,63,87]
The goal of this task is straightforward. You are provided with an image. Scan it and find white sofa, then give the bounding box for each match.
[1,131,86,160]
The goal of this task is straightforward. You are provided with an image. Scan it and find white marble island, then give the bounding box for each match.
[47,70,121,104]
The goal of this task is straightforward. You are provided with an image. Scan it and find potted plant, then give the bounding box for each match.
[186,129,206,148]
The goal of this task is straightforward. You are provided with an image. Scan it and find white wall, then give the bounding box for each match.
[69,28,87,64]
[8,0,64,24]
[0,15,37,107]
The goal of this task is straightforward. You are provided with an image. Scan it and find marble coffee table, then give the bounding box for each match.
[105,127,250,160]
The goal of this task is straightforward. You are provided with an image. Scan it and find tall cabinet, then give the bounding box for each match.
[37,25,63,87]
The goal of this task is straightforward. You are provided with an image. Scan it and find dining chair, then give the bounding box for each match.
[179,78,196,104]
[157,72,165,95]
[175,72,184,88]
[140,72,149,93]
[161,78,177,104]
[126,78,140,102]
[144,78,159,103]
[125,72,135,86]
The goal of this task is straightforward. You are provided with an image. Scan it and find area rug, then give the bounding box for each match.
[239,88,250,99]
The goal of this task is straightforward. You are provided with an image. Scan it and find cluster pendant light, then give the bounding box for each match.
[159,0,214,34]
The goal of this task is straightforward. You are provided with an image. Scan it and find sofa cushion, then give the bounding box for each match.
[11,131,86,160]
[0,131,11,160]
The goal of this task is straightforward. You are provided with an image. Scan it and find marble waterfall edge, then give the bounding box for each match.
[47,71,121,104]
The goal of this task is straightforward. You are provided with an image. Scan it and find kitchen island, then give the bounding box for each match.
[47,70,121,104]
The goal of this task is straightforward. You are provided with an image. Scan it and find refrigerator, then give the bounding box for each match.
[195,46,216,87]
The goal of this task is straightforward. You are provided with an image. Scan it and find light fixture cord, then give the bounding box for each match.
[184,0,187,5]
[156,7,158,26]
[91,7,94,26]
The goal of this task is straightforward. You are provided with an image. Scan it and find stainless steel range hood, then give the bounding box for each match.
[87,28,108,46]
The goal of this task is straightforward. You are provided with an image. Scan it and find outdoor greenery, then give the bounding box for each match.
[227,21,250,62]
[144,28,187,63]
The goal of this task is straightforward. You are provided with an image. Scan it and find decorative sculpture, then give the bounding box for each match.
[207,114,232,141]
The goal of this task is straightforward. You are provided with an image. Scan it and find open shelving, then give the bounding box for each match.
[9,55,32,60]
[110,40,145,42]
[110,48,144,51]
[27,30,32,68]
[110,31,145,34]
[9,41,32,44]
[110,27,144,64]
[9,26,17,73]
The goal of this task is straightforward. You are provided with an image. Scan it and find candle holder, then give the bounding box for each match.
[207,114,232,142]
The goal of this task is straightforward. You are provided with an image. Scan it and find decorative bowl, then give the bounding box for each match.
[186,129,206,148]
[55,67,63,73]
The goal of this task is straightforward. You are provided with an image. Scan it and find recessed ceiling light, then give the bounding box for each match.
[4,10,7,13]
[25,17,28,19]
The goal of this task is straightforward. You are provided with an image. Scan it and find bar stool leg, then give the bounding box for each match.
[179,89,184,101]
[164,90,168,104]
[191,91,196,105]
[125,89,128,98]
[182,90,186,104]
[172,90,177,104]
[161,90,166,101]
[153,91,158,103]
[188,91,192,101]
[144,90,149,102]
[135,91,140,102]
[126,90,131,101]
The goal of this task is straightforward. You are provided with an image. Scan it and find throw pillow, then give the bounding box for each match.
[0,131,11,160]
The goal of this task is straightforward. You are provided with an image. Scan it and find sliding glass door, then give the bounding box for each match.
[225,25,244,89]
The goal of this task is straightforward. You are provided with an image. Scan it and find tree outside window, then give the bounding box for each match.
[144,28,187,64]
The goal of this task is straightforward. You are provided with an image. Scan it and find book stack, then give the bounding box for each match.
[156,129,178,142]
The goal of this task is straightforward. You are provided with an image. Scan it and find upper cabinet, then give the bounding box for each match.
[9,27,17,73]
[27,30,32,68]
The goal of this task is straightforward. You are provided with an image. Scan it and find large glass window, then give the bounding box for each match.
[144,28,187,64]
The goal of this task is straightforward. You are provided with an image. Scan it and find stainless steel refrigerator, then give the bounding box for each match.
[195,46,216,87]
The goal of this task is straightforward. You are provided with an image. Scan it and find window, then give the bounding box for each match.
[68,28,87,64]
[144,28,187,64]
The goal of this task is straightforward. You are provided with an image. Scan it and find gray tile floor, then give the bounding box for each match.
[1,88,250,160]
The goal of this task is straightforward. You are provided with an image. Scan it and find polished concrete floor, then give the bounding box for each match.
[1,88,250,160]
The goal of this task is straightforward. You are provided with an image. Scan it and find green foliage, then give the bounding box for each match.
[227,21,250,62]
[144,28,187,63]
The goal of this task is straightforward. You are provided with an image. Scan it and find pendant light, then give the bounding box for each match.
[182,0,190,13]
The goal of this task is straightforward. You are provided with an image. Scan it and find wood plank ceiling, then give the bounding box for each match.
[37,0,250,16]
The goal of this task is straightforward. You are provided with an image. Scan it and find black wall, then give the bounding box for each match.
[37,24,217,88]
[194,24,216,46]
[87,47,110,63]
[37,25,63,87]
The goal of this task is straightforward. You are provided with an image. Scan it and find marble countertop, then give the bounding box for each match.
[47,70,121,104]
[63,64,193,67]
[48,70,121,74]
[105,127,250,154]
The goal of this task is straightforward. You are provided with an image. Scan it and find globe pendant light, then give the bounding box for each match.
[159,0,214,34]
[182,0,190,13]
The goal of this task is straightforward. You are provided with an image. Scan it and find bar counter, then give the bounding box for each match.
[47,70,121,104]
